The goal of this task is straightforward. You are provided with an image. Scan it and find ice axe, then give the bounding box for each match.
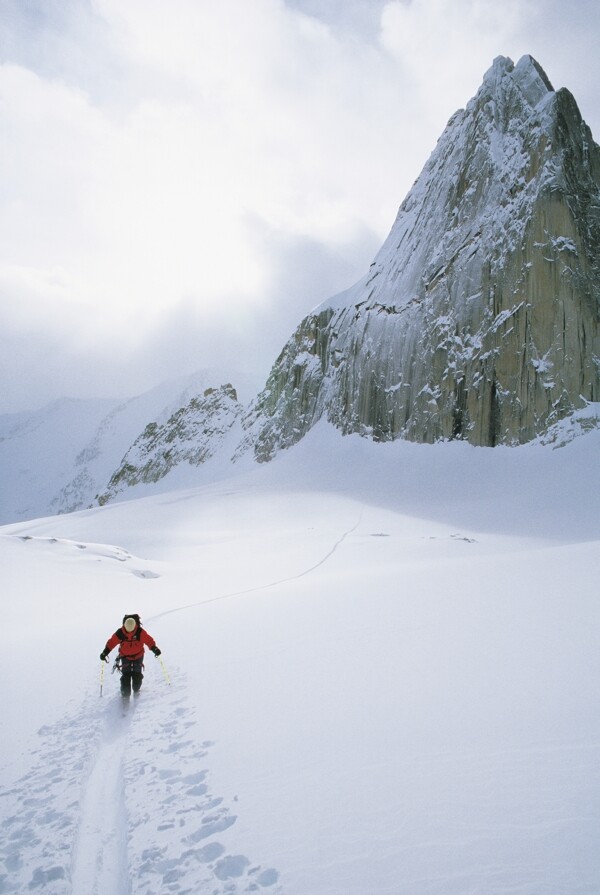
[157,654,171,686]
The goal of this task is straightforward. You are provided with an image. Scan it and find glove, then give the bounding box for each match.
[151,646,162,657]
[100,649,109,662]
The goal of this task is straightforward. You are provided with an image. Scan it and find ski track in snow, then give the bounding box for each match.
[150,510,363,622]
[70,707,130,895]
[0,671,282,895]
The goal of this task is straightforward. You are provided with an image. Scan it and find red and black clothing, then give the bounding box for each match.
[104,624,158,659]
[101,621,160,696]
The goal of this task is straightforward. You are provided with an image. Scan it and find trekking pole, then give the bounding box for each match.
[158,655,171,686]
[100,661,105,697]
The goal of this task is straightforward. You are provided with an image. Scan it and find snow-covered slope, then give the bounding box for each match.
[240,55,600,457]
[0,422,599,894]
[0,370,246,524]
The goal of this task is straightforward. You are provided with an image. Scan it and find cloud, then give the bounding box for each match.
[1,0,419,391]
[0,222,380,412]
[380,0,532,121]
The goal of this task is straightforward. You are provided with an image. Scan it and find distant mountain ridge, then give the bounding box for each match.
[0,372,247,524]
[97,384,243,506]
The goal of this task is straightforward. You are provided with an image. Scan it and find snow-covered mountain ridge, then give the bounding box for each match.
[239,55,600,457]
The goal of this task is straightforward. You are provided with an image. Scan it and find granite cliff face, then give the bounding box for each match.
[239,55,600,457]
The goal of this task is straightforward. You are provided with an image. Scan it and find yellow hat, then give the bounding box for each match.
[124,617,137,633]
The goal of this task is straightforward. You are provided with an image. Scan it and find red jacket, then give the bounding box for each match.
[105,623,157,661]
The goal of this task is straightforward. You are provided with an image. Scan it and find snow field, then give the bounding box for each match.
[1,425,599,893]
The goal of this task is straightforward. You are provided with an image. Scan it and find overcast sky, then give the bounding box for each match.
[2,0,600,412]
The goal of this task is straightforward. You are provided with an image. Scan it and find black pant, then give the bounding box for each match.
[120,657,144,696]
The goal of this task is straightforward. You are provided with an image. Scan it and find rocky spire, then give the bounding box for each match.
[238,56,600,457]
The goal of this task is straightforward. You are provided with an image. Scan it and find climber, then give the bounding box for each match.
[100,614,161,698]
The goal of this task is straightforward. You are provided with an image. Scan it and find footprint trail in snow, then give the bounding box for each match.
[0,670,282,894]
[70,704,130,895]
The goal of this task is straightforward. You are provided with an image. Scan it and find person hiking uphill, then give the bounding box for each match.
[100,614,161,698]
